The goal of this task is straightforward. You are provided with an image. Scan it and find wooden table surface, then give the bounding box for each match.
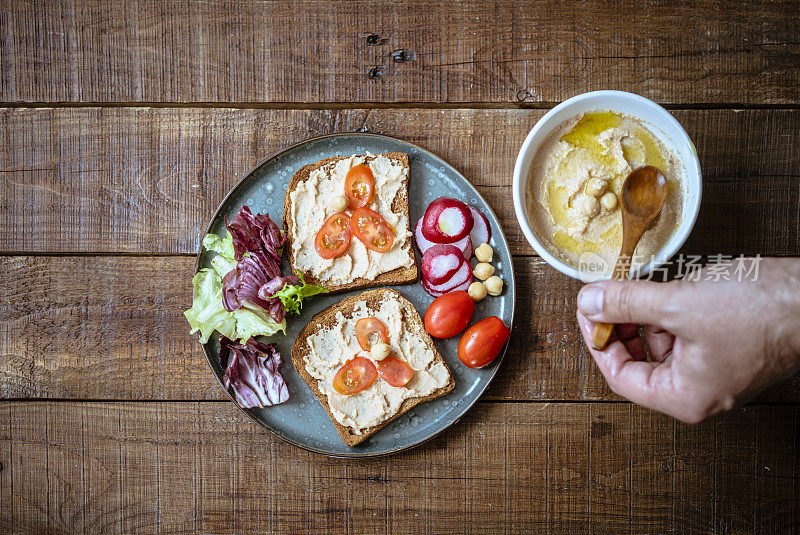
[1,1,799,533]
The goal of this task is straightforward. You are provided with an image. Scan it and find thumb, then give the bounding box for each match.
[577,279,683,327]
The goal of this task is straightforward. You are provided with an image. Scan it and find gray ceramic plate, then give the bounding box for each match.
[198,133,515,457]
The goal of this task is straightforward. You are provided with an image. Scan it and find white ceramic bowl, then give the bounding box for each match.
[512,90,702,280]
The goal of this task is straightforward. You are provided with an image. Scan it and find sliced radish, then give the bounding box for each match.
[421,197,474,244]
[414,217,436,253]
[424,263,466,292]
[422,261,472,297]
[448,276,472,294]
[468,206,491,249]
[422,244,465,286]
[423,275,472,297]
[458,234,474,260]
[422,282,445,298]
[438,261,472,291]
[416,217,473,260]
[438,207,469,237]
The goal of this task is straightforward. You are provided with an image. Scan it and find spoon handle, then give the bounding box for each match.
[589,165,667,351]
[590,258,630,349]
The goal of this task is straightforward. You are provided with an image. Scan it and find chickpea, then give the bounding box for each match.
[581,195,600,217]
[485,275,504,296]
[330,194,349,212]
[468,281,488,302]
[473,262,495,281]
[584,178,607,197]
[370,342,391,361]
[475,243,493,263]
[600,192,618,211]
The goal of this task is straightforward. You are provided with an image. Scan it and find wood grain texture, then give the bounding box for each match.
[0,401,797,534]
[2,0,799,105]
[1,107,799,256]
[3,2,799,531]
[3,255,800,402]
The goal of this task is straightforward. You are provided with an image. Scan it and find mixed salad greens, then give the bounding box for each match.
[185,206,326,408]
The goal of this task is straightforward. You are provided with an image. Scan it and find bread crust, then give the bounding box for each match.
[283,153,418,293]
[291,288,455,447]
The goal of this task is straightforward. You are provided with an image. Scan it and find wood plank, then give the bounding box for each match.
[629,408,676,532]
[0,406,10,534]
[0,401,798,534]
[2,1,798,104]
[752,405,799,534]
[506,403,548,530]
[0,255,206,400]
[1,107,799,256]
[3,255,800,402]
[587,404,631,534]
[673,416,719,533]
[546,402,590,530]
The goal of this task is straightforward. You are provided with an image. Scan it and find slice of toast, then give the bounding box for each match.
[283,153,418,293]
[291,288,455,446]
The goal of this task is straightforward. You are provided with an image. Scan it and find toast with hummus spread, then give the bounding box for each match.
[283,153,418,293]
[292,288,455,446]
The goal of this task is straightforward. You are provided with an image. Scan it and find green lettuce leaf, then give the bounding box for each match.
[184,268,235,343]
[203,232,235,258]
[184,268,285,344]
[203,233,237,277]
[270,274,328,316]
[232,307,286,340]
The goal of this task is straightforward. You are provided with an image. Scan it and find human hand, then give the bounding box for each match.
[576,257,800,423]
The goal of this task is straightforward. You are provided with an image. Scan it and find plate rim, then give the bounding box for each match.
[194,132,516,458]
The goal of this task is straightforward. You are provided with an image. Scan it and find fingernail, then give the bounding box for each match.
[578,285,603,315]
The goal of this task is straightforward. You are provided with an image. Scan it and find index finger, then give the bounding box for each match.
[577,311,673,413]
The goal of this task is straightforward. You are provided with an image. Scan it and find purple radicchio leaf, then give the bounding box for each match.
[221,269,241,311]
[257,275,300,300]
[220,206,287,322]
[220,336,289,408]
[226,205,285,262]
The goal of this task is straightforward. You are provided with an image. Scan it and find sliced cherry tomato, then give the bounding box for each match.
[344,164,375,209]
[350,207,395,253]
[376,355,414,387]
[424,291,475,339]
[355,317,389,351]
[457,316,510,369]
[314,212,352,259]
[332,356,378,395]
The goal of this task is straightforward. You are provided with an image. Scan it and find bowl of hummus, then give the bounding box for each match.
[512,90,702,280]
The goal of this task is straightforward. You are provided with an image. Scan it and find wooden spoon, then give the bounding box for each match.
[590,165,668,350]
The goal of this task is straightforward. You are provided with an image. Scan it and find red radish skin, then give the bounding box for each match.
[434,261,471,292]
[415,217,473,260]
[423,277,472,293]
[444,233,473,261]
[459,234,474,260]
[423,275,472,297]
[421,244,465,286]
[421,198,474,244]
[422,261,472,297]
[414,217,436,253]
[468,206,491,249]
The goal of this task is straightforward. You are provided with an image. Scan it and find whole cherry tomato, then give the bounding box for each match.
[332,356,378,395]
[350,207,395,253]
[314,212,352,259]
[376,355,414,387]
[457,316,510,368]
[344,164,375,209]
[355,317,389,351]
[424,291,475,338]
